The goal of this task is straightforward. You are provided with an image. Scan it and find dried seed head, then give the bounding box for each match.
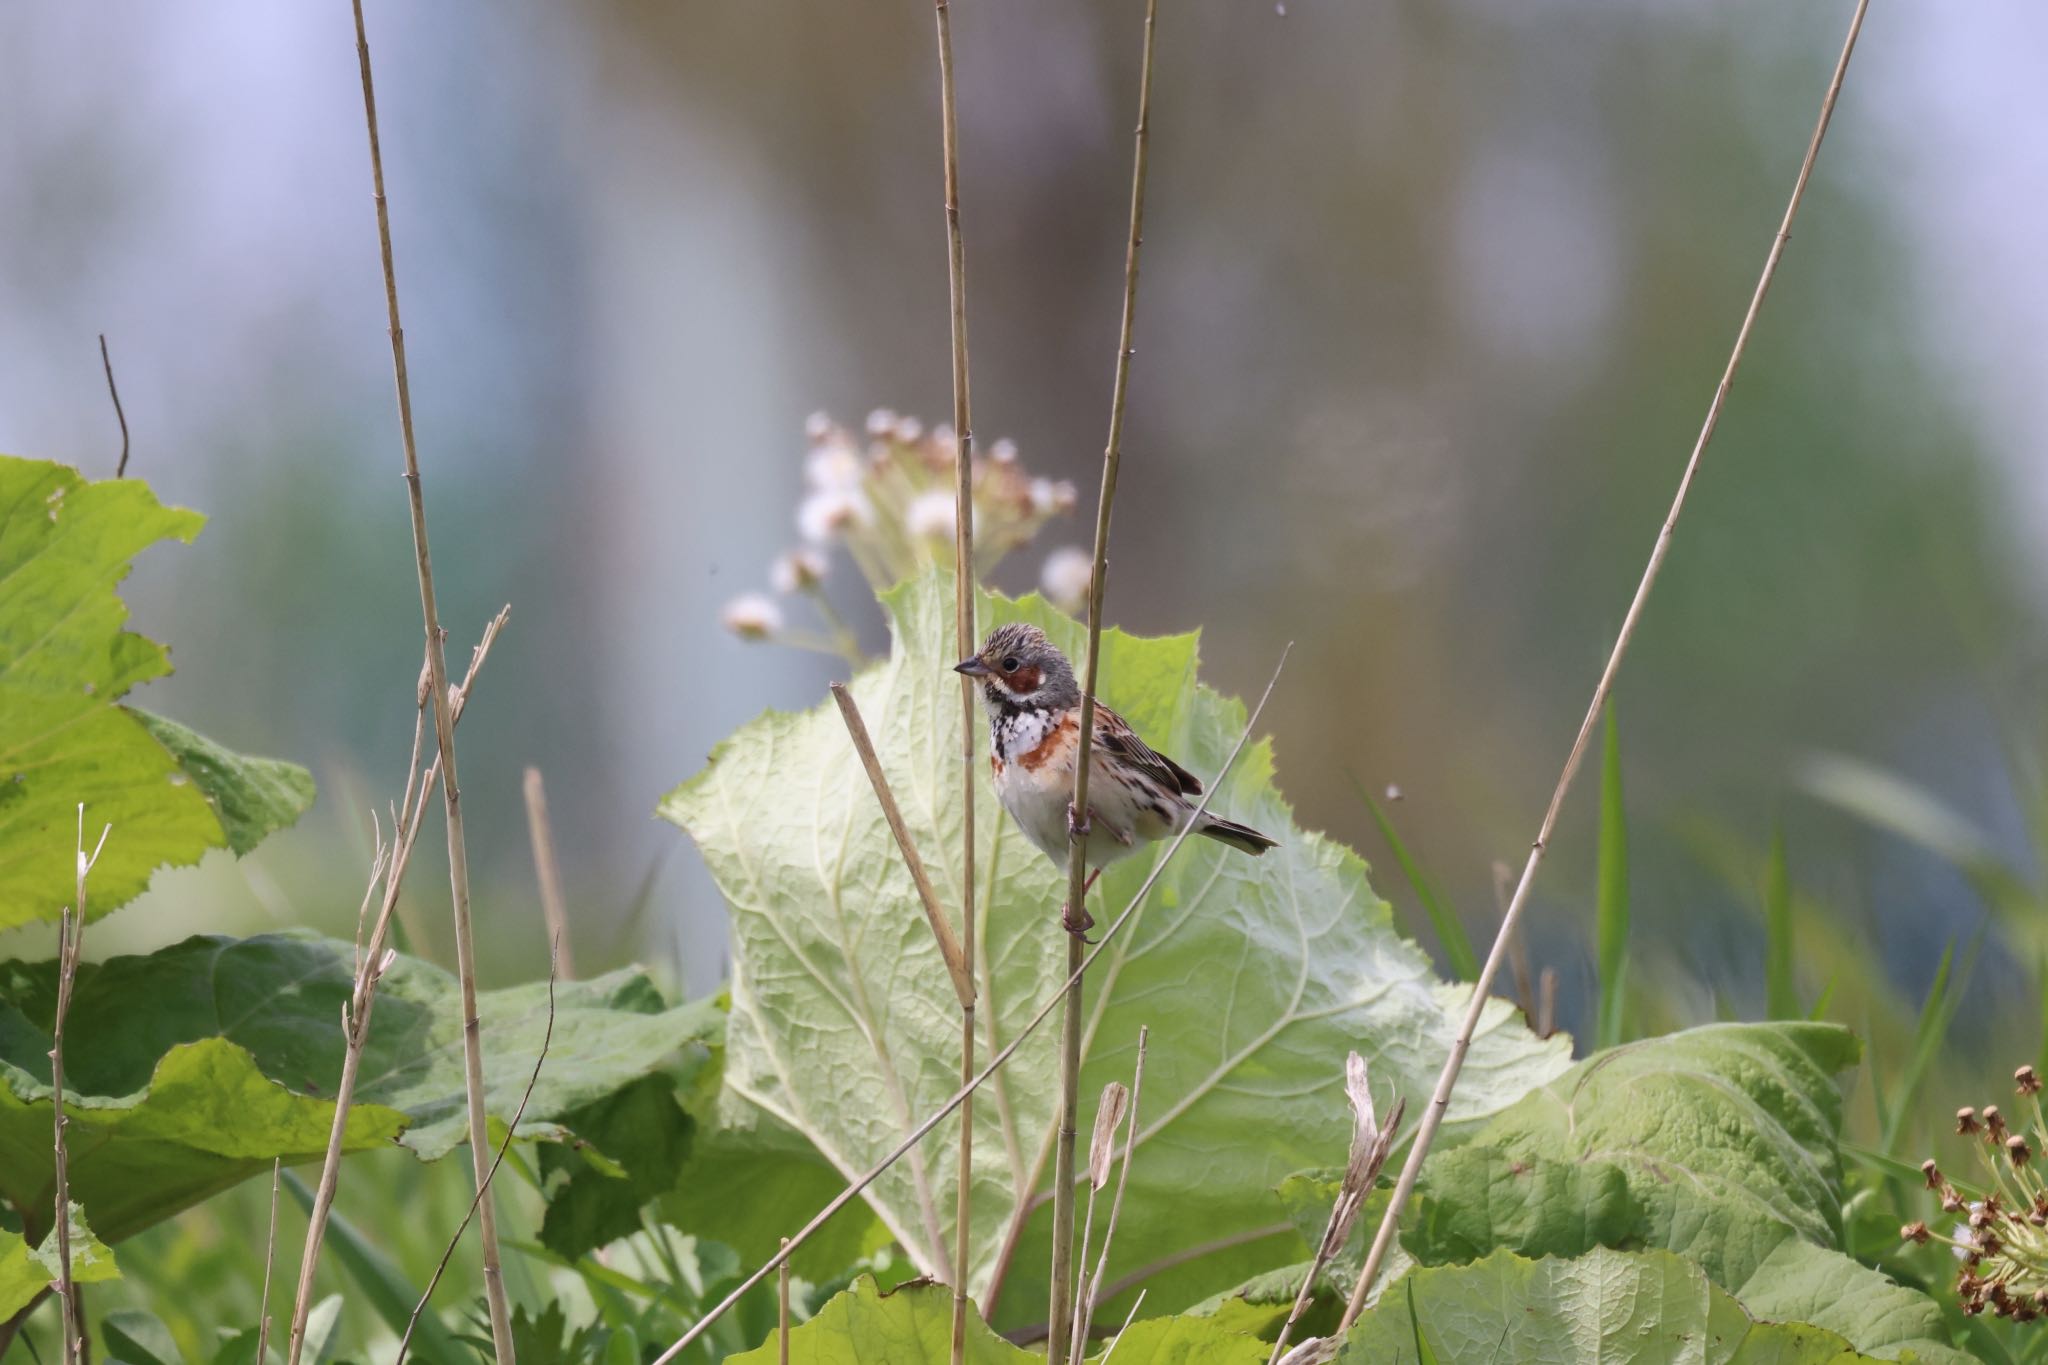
[1921,1158,1941,1189]
[1985,1105,2008,1139]
[1901,1220,1931,1245]
[2011,1134,2033,1168]
[1087,1082,1130,1190]
[1942,1190,1965,1214]
[1344,1051,1378,1141]
[1958,1107,1980,1135]
[2020,1064,2043,1095]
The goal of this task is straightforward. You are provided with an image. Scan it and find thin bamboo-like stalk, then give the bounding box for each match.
[1049,1,1159,1359]
[1339,0,1873,1326]
[394,945,558,1365]
[648,652,1286,1365]
[831,684,973,1004]
[344,3,514,1358]
[523,768,577,980]
[1076,1027,1147,1353]
[933,2,981,1357]
[255,1158,282,1365]
[286,612,506,1365]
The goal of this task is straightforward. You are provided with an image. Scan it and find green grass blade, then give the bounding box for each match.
[1806,969,1837,1022]
[1351,775,1479,980]
[1763,830,1799,1019]
[282,1170,468,1365]
[1879,926,1985,1158]
[1595,701,1629,1050]
[1406,1276,1442,1365]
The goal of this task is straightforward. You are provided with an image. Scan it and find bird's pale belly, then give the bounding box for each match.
[992,743,1176,869]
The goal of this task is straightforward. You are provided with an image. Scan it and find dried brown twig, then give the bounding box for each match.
[649,650,1287,1365]
[255,1158,282,1365]
[830,684,973,1004]
[1075,1026,1146,1356]
[1050,0,1159,1357]
[286,609,507,1365]
[394,939,559,1365]
[97,335,128,478]
[345,0,514,1355]
[1340,0,1874,1326]
[933,1,981,1358]
[1269,1056,1402,1365]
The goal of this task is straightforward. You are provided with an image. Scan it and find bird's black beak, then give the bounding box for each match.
[954,657,992,677]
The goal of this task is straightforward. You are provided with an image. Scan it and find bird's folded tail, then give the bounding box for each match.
[1197,814,1279,856]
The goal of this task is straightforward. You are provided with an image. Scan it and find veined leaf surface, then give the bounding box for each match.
[0,456,312,929]
[662,571,1570,1318]
[0,932,719,1243]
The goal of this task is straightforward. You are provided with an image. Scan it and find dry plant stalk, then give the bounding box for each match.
[830,684,973,1003]
[1268,1055,1402,1365]
[778,1236,793,1365]
[255,1158,282,1365]
[287,611,507,1365]
[345,1,514,1356]
[1340,0,1873,1326]
[1077,1026,1147,1353]
[1049,0,1159,1357]
[50,808,111,1365]
[97,335,128,478]
[1068,1080,1130,1358]
[523,767,577,980]
[932,2,981,1358]
[394,942,559,1365]
[649,652,1286,1365]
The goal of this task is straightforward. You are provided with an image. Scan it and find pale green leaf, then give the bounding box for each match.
[0,455,313,930]
[1731,1240,1974,1365]
[0,932,719,1243]
[725,1276,1269,1365]
[0,1202,120,1318]
[661,571,1571,1318]
[1338,1247,1907,1365]
[1423,1022,1860,1288]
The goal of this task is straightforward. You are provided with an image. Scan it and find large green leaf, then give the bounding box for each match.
[726,1276,1267,1365]
[1337,1248,1928,1364]
[1730,1240,1972,1365]
[0,455,313,929]
[0,1203,119,1318]
[1417,1022,1860,1288]
[0,932,720,1243]
[662,572,1569,1317]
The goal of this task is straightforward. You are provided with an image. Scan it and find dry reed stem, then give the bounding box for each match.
[255,1158,281,1365]
[648,651,1286,1365]
[97,336,128,479]
[778,1237,792,1365]
[1339,0,1873,1326]
[286,611,505,1365]
[50,809,110,1365]
[1049,1,1158,1357]
[1076,1026,1146,1356]
[344,1,513,1355]
[933,3,981,1357]
[523,767,577,980]
[393,940,558,1365]
[830,684,974,1004]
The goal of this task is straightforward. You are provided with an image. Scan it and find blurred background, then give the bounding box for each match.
[1,0,2044,1057]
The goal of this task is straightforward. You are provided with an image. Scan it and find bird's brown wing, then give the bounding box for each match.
[1092,701,1203,796]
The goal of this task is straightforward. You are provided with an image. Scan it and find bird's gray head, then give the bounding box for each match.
[953,622,1080,713]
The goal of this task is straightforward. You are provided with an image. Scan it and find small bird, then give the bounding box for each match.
[955,622,1277,937]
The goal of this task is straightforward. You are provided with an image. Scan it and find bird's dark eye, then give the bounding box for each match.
[1001,656,1020,673]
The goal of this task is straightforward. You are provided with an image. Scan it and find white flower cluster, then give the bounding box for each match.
[722,410,1087,657]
